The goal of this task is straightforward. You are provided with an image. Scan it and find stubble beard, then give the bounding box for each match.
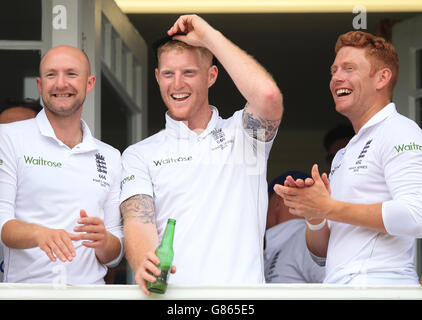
[42,96,85,118]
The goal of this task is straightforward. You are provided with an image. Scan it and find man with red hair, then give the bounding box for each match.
[275,31,422,285]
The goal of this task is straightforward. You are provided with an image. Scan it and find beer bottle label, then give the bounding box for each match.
[157,268,170,282]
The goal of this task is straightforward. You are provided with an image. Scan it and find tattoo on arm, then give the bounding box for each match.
[120,194,156,225]
[242,108,281,142]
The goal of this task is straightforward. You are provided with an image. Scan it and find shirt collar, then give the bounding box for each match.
[36,108,98,152]
[165,105,220,140]
[358,102,396,134]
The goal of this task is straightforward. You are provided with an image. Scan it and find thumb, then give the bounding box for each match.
[80,209,88,219]
[68,232,84,241]
[311,164,322,182]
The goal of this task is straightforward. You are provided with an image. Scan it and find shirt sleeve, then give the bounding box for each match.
[102,150,124,267]
[380,119,422,238]
[120,145,153,204]
[227,109,275,177]
[0,125,18,245]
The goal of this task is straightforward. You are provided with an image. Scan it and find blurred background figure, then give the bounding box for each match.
[0,98,42,124]
[0,98,41,282]
[323,124,355,170]
[264,170,325,283]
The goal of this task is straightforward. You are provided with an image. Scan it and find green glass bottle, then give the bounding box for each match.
[147,218,176,294]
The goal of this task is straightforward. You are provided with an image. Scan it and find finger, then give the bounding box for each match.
[68,232,84,242]
[294,179,305,188]
[146,251,161,266]
[284,179,294,187]
[48,242,68,262]
[288,207,303,217]
[321,173,331,192]
[79,209,88,219]
[77,217,102,226]
[144,260,161,276]
[282,197,298,208]
[172,35,188,43]
[304,178,315,187]
[311,164,322,182]
[274,184,297,197]
[171,265,177,274]
[168,17,184,35]
[62,233,77,258]
[284,176,297,187]
[56,236,76,261]
[176,18,187,33]
[135,271,151,296]
[74,224,103,234]
[142,268,160,283]
[40,244,56,262]
[82,240,102,248]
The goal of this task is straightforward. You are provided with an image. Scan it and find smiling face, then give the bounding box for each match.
[37,45,95,118]
[329,46,379,120]
[155,47,217,126]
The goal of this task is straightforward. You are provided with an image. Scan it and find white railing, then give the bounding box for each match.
[0,283,421,300]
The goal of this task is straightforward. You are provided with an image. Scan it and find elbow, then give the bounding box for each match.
[262,84,284,119]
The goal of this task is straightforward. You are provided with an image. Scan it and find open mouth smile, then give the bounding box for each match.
[335,88,353,97]
[171,93,191,102]
[52,93,74,97]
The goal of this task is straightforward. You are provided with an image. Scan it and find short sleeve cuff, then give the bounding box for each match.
[382,200,422,237]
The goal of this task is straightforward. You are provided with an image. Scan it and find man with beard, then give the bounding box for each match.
[0,45,123,284]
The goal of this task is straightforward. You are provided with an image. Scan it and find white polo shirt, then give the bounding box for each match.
[0,109,124,284]
[325,103,422,284]
[120,106,273,285]
[264,219,325,283]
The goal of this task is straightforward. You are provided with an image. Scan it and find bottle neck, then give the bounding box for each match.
[160,220,175,247]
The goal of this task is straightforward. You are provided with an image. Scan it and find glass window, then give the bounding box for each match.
[417,49,422,90]
[0,50,41,108]
[101,74,133,284]
[0,0,42,41]
[101,74,131,154]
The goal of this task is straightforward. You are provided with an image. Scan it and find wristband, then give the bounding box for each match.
[306,218,327,231]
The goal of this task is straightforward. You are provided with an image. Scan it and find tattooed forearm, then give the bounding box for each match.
[120,194,156,225]
[242,109,281,142]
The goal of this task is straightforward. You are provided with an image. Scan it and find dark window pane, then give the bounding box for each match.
[101,74,131,153]
[417,49,422,90]
[0,0,42,41]
[0,50,41,107]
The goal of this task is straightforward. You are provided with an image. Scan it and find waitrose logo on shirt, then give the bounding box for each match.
[153,156,193,166]
[394,142,422,153]
[24,155,62,168]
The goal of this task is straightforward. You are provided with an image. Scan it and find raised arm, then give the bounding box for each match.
[168,14,283,141]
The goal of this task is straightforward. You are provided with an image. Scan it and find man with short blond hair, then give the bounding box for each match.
[120,15,283,295]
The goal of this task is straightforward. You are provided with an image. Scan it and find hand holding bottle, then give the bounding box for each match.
[137,219,177,296]
[136,251,176,296]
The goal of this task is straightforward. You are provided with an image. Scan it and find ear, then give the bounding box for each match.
[86,75,96,94]
[376,68,392,91]
[155,68,159,84]
[36,77,42,94]
[208,65,218,88]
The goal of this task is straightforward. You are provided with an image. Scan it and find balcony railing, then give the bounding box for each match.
[0,283,420,300]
